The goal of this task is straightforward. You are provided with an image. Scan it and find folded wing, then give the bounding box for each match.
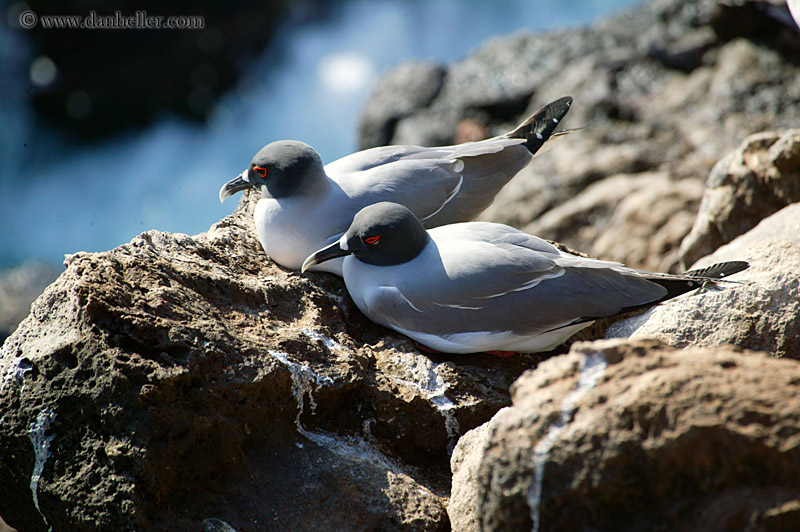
[325,97,573,227]
[366,224,670,337]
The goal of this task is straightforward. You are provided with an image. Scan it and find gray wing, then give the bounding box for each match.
[324,97,572,227]
[371,224,669,337]
[325,140,531,226]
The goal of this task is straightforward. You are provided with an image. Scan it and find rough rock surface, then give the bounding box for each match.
[448,409,505,532]
[452,339,800,532]
[0,191,548,532]
[679,130,800,268]
[607,239,800,360]
[524,172,703,273]
[689,202,800,266]
[607,128,800,358]
[359,0,800,272]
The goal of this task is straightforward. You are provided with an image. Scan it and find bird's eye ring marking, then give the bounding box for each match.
[365,235,381,245]
[254,166,268,178]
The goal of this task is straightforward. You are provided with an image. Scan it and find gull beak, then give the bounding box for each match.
[301,240,352,273]
[219,170,251,203]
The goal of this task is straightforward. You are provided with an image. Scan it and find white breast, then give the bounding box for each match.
[254,196,345,274]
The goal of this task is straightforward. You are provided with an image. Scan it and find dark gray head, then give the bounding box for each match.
[302,202,430,271]
[219,140,326,202]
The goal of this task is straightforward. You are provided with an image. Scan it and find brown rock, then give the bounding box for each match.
[688,203,800,267]
[455,118,489,144]
[456,339,800,532]
[522,172,703,272]
[679,130,800,268]
[0,192,546,532]
[448,410,501,532]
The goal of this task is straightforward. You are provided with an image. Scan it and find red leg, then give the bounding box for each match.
[416,342,444,354]
[485,350,516,358]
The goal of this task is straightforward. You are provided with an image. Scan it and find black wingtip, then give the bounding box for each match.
[644,260,749,302]
[685,261,750,279]
[507,96,573,155]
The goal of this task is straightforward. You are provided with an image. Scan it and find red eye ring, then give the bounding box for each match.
[253,166,267,178]
[364,235,381,245]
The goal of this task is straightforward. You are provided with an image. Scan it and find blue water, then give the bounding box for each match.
[0,0,641,268]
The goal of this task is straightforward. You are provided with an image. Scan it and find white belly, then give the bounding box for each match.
[254,197,344,274]
[394,321,594,354]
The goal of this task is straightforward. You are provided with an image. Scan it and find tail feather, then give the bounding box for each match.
[548,260,749,332]
[685,260,749,279]
[507,96,573,155]
[645,261,749,301]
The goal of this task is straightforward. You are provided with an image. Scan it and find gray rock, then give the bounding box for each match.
[679,130,800,268]
[359,62,446,149]
[606,239,800,358]
[455,338,800,531]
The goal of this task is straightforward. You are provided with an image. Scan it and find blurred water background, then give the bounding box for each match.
[0,0,641,270]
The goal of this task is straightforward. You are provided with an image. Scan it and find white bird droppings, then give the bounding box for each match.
[28,408,57,531]
[527,352,607,532]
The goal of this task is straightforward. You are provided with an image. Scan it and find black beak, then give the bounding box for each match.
[219,170,252,203]
[301,240,352,273]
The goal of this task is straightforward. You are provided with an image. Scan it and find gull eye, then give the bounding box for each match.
[253,166,267,178]
[364,235,381,245]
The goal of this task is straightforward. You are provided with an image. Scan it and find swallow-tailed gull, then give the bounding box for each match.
[219,96,573,275]
[301,202,749,354]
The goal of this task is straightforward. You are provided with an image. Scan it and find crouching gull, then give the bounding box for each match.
[219,96,573,275]
[301,202,749,355]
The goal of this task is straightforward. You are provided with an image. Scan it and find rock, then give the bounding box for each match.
[606,240,800,359]
[0,261,59,344]
[359,0,800,271]
[0,516,16,532]
[476,138,667,240]
[522,172,703,272]
[0,191,546,532]
[689,203,800,267]
[359,62,446,149]
[679,130,800,268]
[454,339,800,532]
[7,0,800,529]
[448,411,496,532]
[750,499,800,532]
[709,0,800,56]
